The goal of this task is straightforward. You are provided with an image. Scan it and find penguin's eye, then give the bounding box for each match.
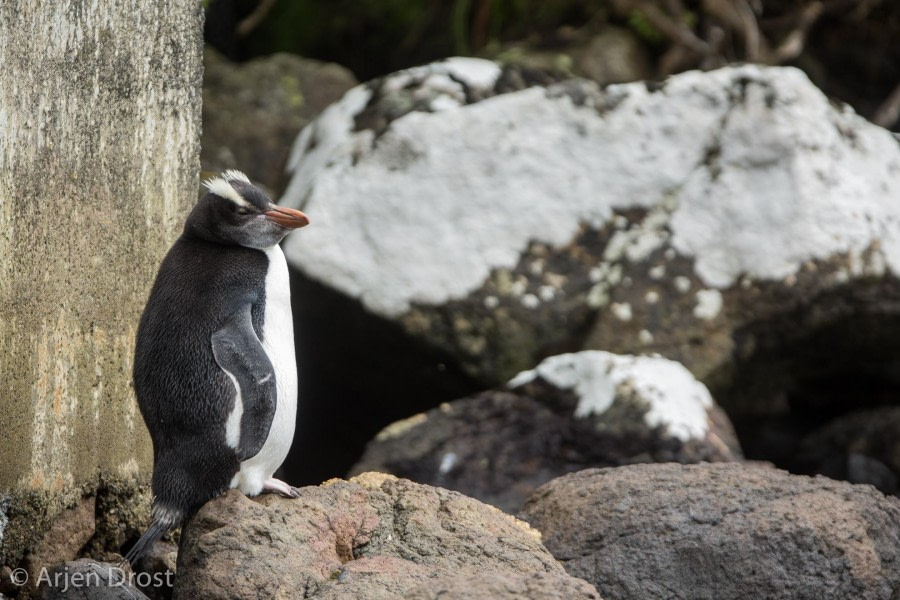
[225,202,251,216]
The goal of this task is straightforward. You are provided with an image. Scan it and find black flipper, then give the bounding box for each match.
[211,304,277,461]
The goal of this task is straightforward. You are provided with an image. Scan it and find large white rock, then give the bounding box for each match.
[281,60,900,318]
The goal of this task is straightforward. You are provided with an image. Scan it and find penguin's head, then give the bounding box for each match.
[186,170,309,249]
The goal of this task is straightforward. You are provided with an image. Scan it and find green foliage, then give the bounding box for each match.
[235,0,604,79]
[627,10,662,45]
[452,0,473,54]
[682,9,697,30]
[242,0,430,75]
[627,8,699,46]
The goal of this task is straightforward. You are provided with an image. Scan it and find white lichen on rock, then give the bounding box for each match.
[438,452,458,475]
[693,289,724,320]
[674,276,692,294]
[284,85,374,209]
[638,329,654,345]
[521,293,540,309]
[611,302,633,321]
[282,61,900,317]
[0,496,8,548]
[508,351,714,441]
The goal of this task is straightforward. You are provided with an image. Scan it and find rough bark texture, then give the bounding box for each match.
[0,0,202,567]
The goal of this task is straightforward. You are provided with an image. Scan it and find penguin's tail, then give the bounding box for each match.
[122,507,181,567]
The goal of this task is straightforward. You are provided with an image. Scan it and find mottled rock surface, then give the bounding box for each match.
[174,473,596,599]
[276,61,900,489]
[274,58,900,489]
[202,48,357,191]
[352,351,740,512]
[281,59,900,390]
[23,496,96,592]
[0,497,8,559]
[402,570,601,599]
[521,463,900,600]
[34,559,150,600]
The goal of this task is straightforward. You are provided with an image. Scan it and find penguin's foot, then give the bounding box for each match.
[263,477,301,498]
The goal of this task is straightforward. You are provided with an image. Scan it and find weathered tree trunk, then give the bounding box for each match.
[0,1,202,568]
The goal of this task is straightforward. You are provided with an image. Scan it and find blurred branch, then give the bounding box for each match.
[615,0,840,71]
[659,43,697,75]
[703,0,761,62]
[400,1,442,52]
[848,0,882,20]
[873,82,900,129]
[698,23,726,70]
[452,0,473,54]
[635,1,710,54]
[768,1,824,63]
[236,0,278,39]
[471,0,493,52]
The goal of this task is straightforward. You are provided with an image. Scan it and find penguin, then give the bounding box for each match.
[124,170,309,565]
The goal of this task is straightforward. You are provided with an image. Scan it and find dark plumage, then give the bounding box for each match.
[125,171,308,565]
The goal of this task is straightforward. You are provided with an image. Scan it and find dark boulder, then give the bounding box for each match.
[520,463,900,600]
[351,351,741,512]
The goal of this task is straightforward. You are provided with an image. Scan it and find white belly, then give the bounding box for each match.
[232,244,298,495]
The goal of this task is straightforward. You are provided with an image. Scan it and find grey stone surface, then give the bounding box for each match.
[520,463,900,600]
[0,1,202,567]
[175,473,591,600]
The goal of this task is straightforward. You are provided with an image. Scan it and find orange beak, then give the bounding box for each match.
[264,206,310,229]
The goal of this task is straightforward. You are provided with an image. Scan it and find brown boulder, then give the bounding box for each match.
[24,495,96,593]
[520,463,900,600]
[174,473,597,599]
[402,571,601,599]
